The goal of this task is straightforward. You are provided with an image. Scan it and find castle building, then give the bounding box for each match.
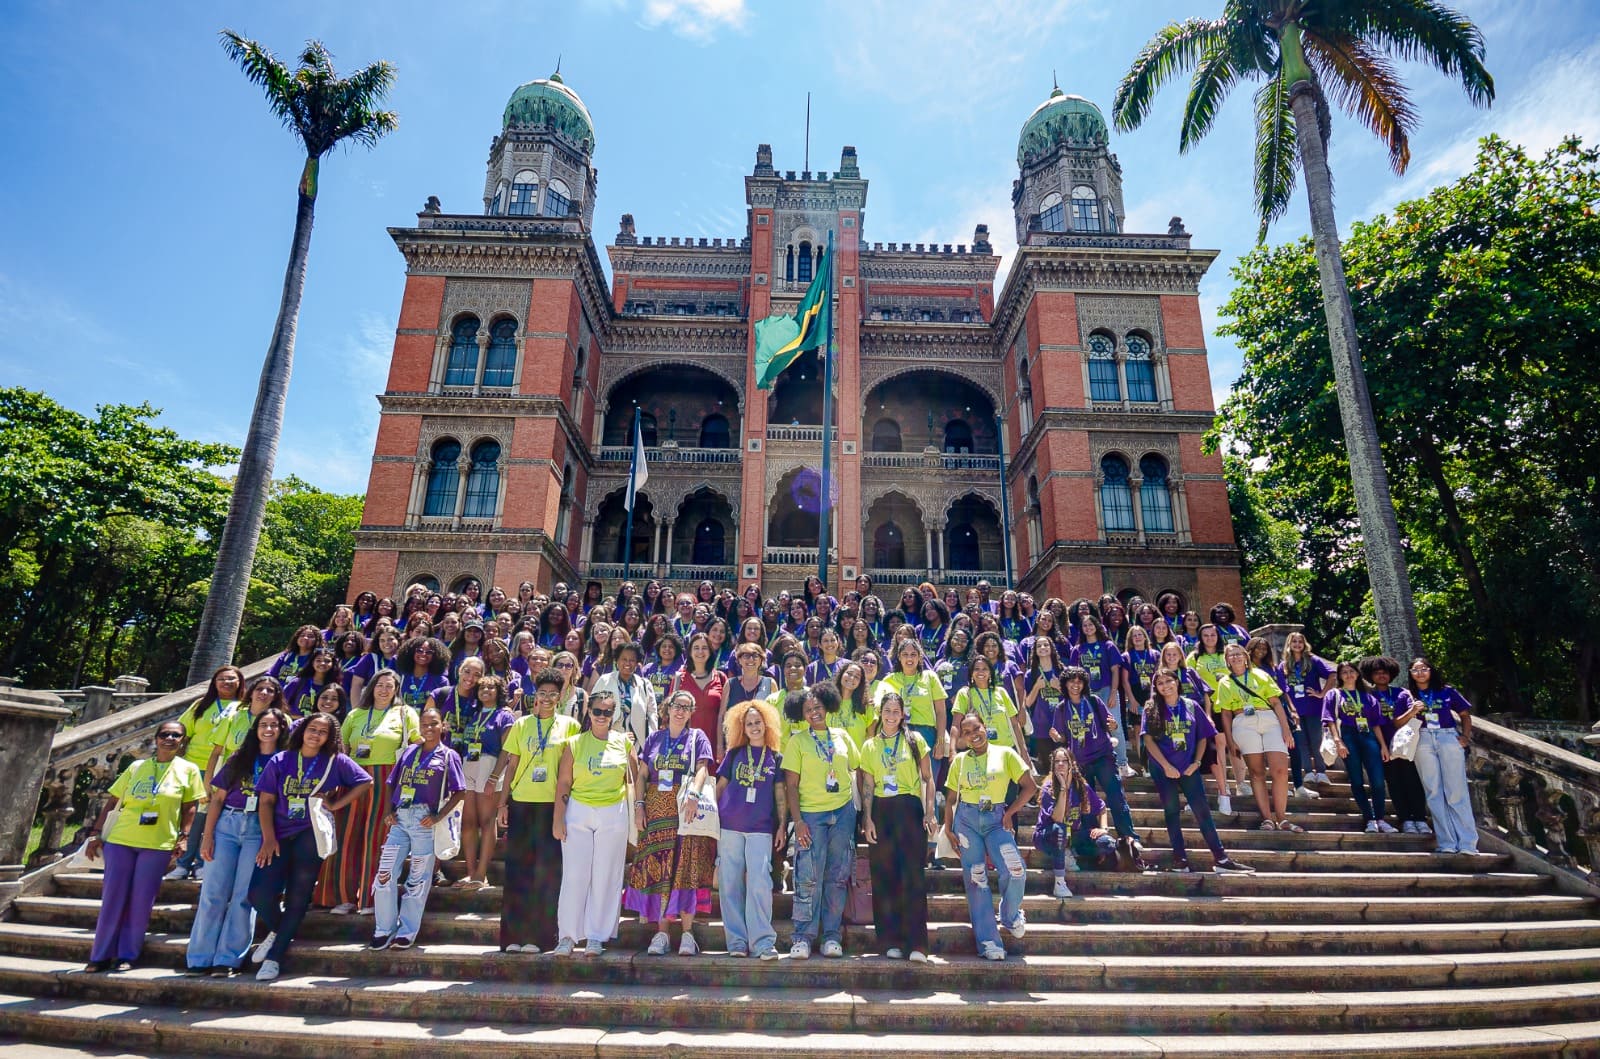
[350,73,1243,611]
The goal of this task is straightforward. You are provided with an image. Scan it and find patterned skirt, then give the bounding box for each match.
[621,786,715,921]
[312,762,393,909]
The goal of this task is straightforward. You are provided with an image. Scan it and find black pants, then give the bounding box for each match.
[247,828,323,964]
[1152,770,1226,862]
[869,795,929,952]
[501,801,560,949]
[1385,759,1429,823]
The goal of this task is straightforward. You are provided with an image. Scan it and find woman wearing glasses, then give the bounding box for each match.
[80,721,208,972]
[553,690,640,956]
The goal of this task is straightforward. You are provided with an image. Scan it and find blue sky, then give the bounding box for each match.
[3,0,1595,494]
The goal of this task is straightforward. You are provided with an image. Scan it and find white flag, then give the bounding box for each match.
[626,415,649,513]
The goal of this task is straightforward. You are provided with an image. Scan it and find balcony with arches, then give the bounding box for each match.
[860,370,1002,483]
[583,484,738,583]
[596,364,743,468]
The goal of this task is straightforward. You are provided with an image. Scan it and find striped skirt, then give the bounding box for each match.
[621,787,715,921]
[312,762,393,909]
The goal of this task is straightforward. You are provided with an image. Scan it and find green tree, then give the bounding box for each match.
[1217,137,1600,718]
[190,31,396,683]
[1113,0,1494,664]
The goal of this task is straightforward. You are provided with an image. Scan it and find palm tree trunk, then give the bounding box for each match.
[186,159,317,683]
[1287,82,1422,664]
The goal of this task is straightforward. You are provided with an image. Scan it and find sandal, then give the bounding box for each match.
[1278,821,1305,833]
[1258,819,1278,831]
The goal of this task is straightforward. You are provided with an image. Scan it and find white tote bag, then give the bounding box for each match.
[1389,718,1423,763]
[306,761,338,859]
[1319,731,1340,767]
[432,803,464,861]
[677,778,721,839]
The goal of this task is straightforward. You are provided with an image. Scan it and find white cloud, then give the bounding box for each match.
[640,0,749,43]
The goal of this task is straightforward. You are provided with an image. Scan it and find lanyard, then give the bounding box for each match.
[360,705,385,740]
[972,686,996,721]
[139,759,172,800]
[533,715,553,757]
[1068,695,1091,732]
[809,729,836,764]
[451,691,478,734]
[881,730,904,772]
[659,727,689,769]
[745,746,769,786]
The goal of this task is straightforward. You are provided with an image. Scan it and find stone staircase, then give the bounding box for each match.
[3,774,1600,1057]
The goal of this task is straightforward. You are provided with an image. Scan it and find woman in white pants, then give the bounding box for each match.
[1400,657,1479,855]
[553,690,639,956]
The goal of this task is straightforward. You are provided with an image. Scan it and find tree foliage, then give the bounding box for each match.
[0,389,361,689]
[1216,136,1600,718]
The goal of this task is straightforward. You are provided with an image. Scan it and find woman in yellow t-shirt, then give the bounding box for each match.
[952,656,1028,754]
[1211,643,1297,833]
[492,667,581,953]
[552,688,639,956]
[942,713,1037,962]
[323,670,421,914]
[81,720,207,971]
[170,665,245,881]
[781,688,860,960]
[858,692,935,962]
[876,639,948,762]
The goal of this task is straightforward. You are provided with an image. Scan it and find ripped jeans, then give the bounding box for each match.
[952,801,1026,950]
[372,804,437,942]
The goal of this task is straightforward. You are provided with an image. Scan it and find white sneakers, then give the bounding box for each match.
[908,950,928,963]
[250,933,276,965]
[980,941,1006,961]
[1218,795,1233,815]
[1294,785,1321,799]
[329,903,356,915]
[886,947,904,960]
[552,938,576,957]
[1005,912,1027,939]
[1376,820,1399,834]
[255,959,279,981]
[647,931,671,956]
[1238,782,1253,797]
[1365,820,1381,833]
[757,947,780,961]
[679,934,699,956]
[1119,765,1137,779]
[163,866,190,882]
[820,939,844,958]
[1313,771,1331,784]
[1052,878,1073,899]
[582,939,605,957]
[789,939,811,960]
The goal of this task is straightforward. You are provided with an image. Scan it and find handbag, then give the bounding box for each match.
[934,824,959,862]
[843,853,874,925]
[1389,718,1423,763]
[305,757,338,859]
[1319,731,1339,767]
[68,806,122,870]
[433,803,463,861]
[677,777,721,839]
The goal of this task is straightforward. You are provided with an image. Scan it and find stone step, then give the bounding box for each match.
[52,874,1589,925]
[4,923,1599,993]
[19,893,1598,957]
[3,955,1600,1037]
[2,990,1598,1057]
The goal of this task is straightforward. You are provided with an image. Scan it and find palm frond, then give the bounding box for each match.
[1314,0,1493,106]
[1253,75,1299,242]
[218,30,295,131]
[223,31,397,160]
[1179,43,1244,152]
[1113,18,1237,132]
[1305,33,1416,172]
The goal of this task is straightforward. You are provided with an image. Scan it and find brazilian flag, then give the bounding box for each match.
[753,244,831,390]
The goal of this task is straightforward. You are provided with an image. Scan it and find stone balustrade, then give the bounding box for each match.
[1470,716,1600,885]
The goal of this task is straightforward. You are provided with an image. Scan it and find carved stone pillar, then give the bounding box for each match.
[452,455,473,528]
[1173,480,1193,544]
[580,520,595,567]
[472,330,490,394]
[651,520,663,567]
[1495,761,1533,849]
[0,684,70,880]
[1129,475,1146,544]
[1115,348,1131,411]
[1467,747,1496,830]
[1533,782,1574,867]
[1574,792,1600,872]
[1092,472,1107,540]
[663,520,676,573]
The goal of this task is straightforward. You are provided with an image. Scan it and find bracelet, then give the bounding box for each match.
[633,800,645,807]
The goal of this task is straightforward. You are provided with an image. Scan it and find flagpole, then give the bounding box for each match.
[623,407,640,582]
[996,412,1015,587]
[817,230,834,593]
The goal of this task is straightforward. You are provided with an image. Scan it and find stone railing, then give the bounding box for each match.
[594,445,741,465]
[1470,717,1600,886]
[764,547,820,566]
[864,568,1008,588]
[581,564,737,584]
[860,451,1001,472]
[765,425,836,443]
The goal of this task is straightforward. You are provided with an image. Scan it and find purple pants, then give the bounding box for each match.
[91,843,171,963]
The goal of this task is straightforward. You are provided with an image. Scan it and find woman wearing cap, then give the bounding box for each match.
[858,692,935,962]
[625,690,716,955]
[553,690,640,956]
[942,713,1036,961]
[80,720,207,972]
[715,699,787,959]
[493,668,581,953]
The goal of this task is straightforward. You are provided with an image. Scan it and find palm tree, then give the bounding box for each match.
[188,32,397,683]
[1113,1,1492,663]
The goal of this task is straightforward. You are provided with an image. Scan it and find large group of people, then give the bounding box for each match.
[80,575,1479,975]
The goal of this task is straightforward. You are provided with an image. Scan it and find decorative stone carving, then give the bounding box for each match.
[598,354,746,405]
[440,278,533,331]
[396,553,488,595]
[418,416,515,453]
[1088,431,1181,470]
[1076,293,1166,351]
[1533,781,1574,866]
[857,360,1003,410]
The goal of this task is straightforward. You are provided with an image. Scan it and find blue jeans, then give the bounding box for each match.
[186,806,261,968]
[1341,725,1387,822]
[719,829,776,954]
[1078,755,1137,839]
[1152,770,1226,862]
[1093,685,1129,770]
[176,799,207,874]
[952,802,1026,950]
[1415,727,1478,853]
[792,801,857,945]
[372,804,438,941]
[1293,715,1325,783]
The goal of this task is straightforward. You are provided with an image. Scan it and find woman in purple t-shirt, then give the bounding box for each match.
[714,699,787,959]
[1401,657,1478,855]
[246,713,371,981]
[1142,671,1254,875]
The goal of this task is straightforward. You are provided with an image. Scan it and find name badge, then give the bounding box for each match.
[1425,712,1441,729]
[399,785,416,807]
[883,778,899,796]
[1356,717,1369,732]
[355,743,373,759]
[466,743,483,762]
[138,811,159,826]
[825,771,839,793]
[745,785,758,803]
[286,797,308,820]
[658,768,675,792]
[244,794,258,812]
[530,766,548,783]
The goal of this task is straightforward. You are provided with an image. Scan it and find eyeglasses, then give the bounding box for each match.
[589,708,615,718]
[254,686,278,695]
[555,660,576,669]
[157,732,184,741]
[415,646,435,654]
[669,702,694,711]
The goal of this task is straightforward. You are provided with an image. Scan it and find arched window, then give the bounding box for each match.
[463,441,501,519]
[947,522,981,570]
[871,418,902,453]
[638,412,658,447]
[797,240,813,283]
[785,246,795,282]
[1088,333,1120,402]
[1100,454,1135,532]
[873,521,906,568]
[484,319,517,387]
[1125,334,1156,403]
[1139,454,1175,532]
[413,574,441,593]
[942,419,975,454]
[445,317,480,387]
[1039,192,1065,233]
[490,189,504,216]
[691,518,726,565]
[423,439,461,517]
[1027,474,1040,506]
[544,179,571,218]
[1072,185,1101,232]
[508,170,538,216]
[1017,355,1034,432]
[699,413,731,449]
